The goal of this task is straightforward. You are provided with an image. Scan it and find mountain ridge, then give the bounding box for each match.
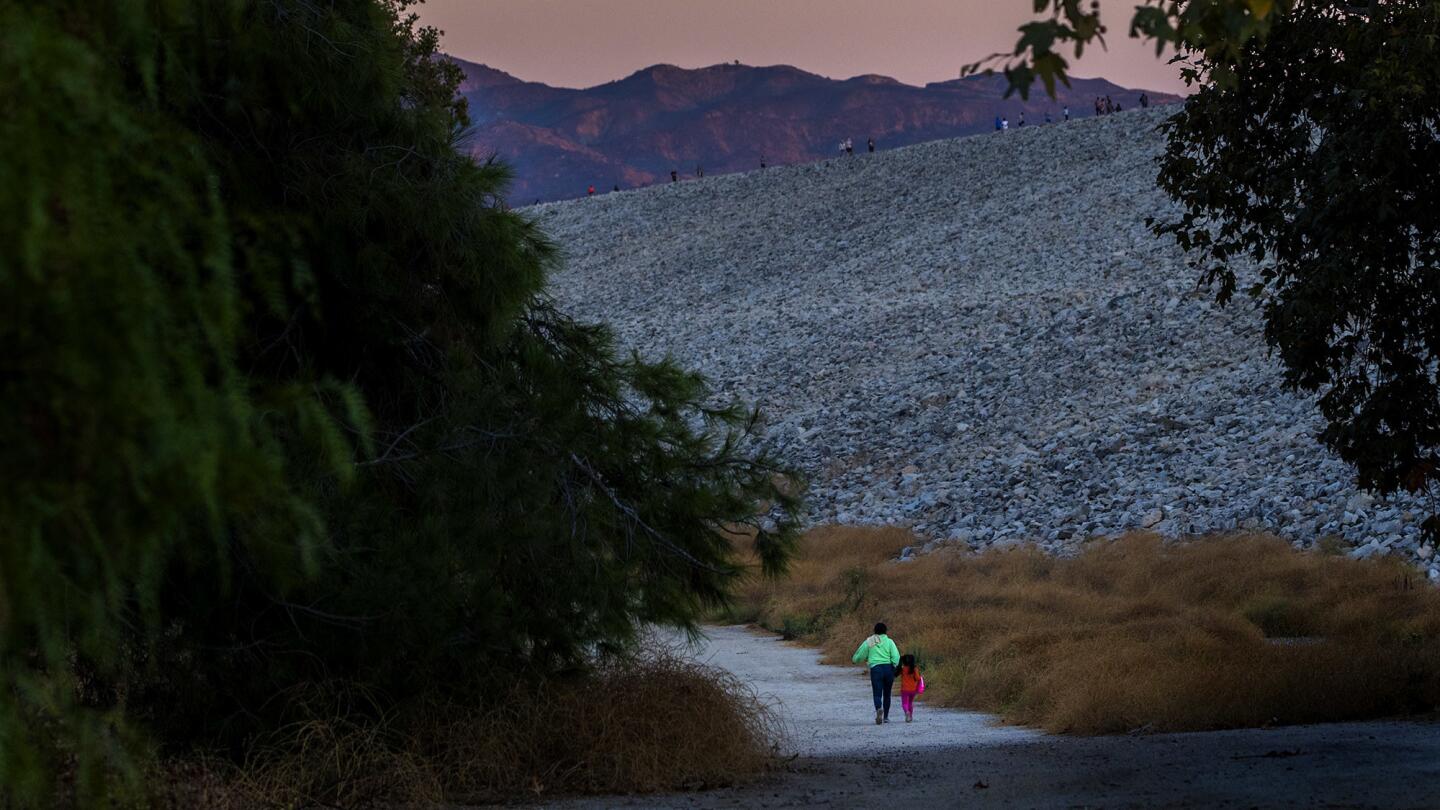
[454,58,1181,203]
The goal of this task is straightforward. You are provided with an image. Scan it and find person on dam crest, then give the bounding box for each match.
[852,622,901,725]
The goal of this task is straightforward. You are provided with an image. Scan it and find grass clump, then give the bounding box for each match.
[150,650,780,807]
[735,526,1440,733]
[421,653,781,801]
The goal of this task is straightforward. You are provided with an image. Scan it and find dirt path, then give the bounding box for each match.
[556,625,1440,808]
[685,625,1039,758]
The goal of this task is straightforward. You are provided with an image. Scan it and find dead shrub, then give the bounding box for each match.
[194,683,444,809]
[149,650,780,807]
[426,650,782,801]
[736,526,1440,733]
[146,756,254,810]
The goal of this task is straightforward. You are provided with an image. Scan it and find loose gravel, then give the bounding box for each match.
[533,106,1436,573]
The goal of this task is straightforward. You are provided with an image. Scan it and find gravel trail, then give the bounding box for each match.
[552,625,1440,809]
[534,107,1435,571]
[680,626,1037,759]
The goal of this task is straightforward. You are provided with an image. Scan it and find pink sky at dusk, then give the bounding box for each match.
[417,0,1189,94]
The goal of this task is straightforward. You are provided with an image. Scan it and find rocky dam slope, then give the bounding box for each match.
[533,106,1435,574]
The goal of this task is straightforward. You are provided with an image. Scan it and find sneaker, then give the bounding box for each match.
[884,714,891,723]
[875,709,883,725]
[906,713,913,723]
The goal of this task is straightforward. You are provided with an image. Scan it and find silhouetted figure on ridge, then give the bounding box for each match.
[867,137,875,153]
[670,169,678,182]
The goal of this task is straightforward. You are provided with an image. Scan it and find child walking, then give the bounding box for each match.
[898,654,924,722]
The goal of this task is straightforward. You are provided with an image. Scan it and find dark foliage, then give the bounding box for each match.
[967,0,1296,97]
[1150,0,1440,540]
[989,0,1440,538]
[0,0,799,803]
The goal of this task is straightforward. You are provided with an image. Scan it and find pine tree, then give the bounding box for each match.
[0,1,800,802]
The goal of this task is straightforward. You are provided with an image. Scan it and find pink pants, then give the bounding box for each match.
[901,691,917,714]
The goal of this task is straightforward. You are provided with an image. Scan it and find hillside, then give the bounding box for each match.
[535,107,1434,574]
[454,58,1180,203]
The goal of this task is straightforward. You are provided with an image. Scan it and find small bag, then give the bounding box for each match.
[917,675,926,694]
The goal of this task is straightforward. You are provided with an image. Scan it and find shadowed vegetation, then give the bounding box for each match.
[2,0,796,803]
[149,651,780,807]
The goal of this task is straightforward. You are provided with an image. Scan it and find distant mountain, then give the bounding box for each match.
[452,59,1181,203]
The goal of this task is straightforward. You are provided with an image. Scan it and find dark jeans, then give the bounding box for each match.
[869,663,895,716]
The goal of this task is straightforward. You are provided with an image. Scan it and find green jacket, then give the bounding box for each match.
[851,634,900,668]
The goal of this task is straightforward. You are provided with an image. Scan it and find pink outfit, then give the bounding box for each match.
[901,691,917,715]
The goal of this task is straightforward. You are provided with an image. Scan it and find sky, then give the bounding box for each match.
[417,0,1188,94]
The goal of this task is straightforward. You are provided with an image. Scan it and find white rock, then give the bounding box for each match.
[540,107,1433,569]
[1349,542,1381,560]
[1346,492,1375,512]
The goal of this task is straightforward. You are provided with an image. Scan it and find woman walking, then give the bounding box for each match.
[852,622,901,724]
